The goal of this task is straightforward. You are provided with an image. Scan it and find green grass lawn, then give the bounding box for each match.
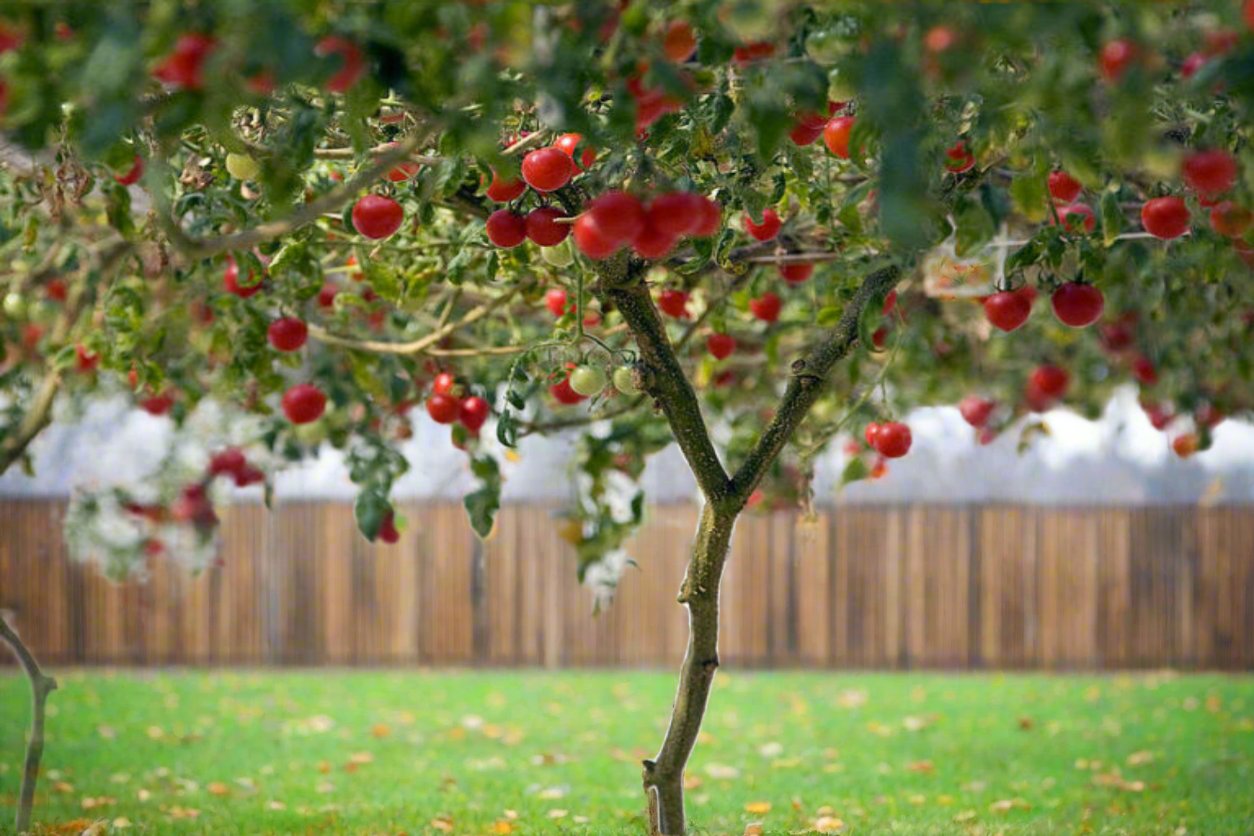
[1,670,1252,834]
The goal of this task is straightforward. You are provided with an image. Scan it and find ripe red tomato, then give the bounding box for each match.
[378,510,400,544]
[486,170,526,202]
[1141,197,1190,239]
[707,332,736,359]
[485,209,527,248]
[282,383,327,424]
[224,256,263,298]
[749,292,782,323]
[883,290,898,316]
[1141,400,1173,431]
[632,221,677,259]
[208,447,247,479]
[663,20,697,63]
[74,344,99,373]
[1053,202,1096,233]
[982,288,1033,332]
[45,278,67,302]
[588,191,645,243]
[432,372,456,395]
[1209,201,1251,238]
[1050,282,1104,328]
[1172,434,1199,459]
[268,317,309,352]
[657,289,690,319]
[733,41,775,64]
[525,207,571,246]
[315,35,365,93]
[352,194,404,239]
[925,25,958,53]
[140,392,175,416]
[153,33,216,90]
[647,192,703,237]
[872,421,912,458]
[959,396,996,428]
[778,262,814,284]
[317,283,339,308]
[823,116,856,159]
[1098,39,1138,82]
[426,392,460,424]
[458,396,490,432]
[521,147,574,192]
[550,375,586,405]
[114,155,144,186]
[789,121,824,147]
[1182,149,1237,197]
[692,196,722,237]
[743,208,781,241]
[1100,316,1136,352]
[1047,170,1082,203]
[1131,354,1158,386]
[545,288,569,317]
[573,213,620,259]
[553,133,596,170]
[1027,365,1069,411]
[944,141,975,173]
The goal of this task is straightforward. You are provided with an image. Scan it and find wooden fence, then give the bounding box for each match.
[0,500,1251,669]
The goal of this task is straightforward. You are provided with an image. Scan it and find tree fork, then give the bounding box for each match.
[1,614,58,835]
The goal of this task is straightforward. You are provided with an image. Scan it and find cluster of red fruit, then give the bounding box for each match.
[152,32,363,95]
[424,372,490,435]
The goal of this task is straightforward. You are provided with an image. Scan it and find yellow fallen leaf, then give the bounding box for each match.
[111,818,132,829]
[1126,750,1154,767]
[492,821,514,834]
[815,815,845,832]
[430,814,454,832]
[743,825,764,836]
[371,723,392,739]
[348,752,375,765]
[266,801,287,811]
[683,775,704,790]
[906,760,934,774]
[207,782,230,796]
[547,809,568,819]
[744,801,772,814]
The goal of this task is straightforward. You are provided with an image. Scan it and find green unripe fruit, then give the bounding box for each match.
[3,292,27,319]
[226,153,261,181]
[569,365,607,397]
[612,366,640,395]
[542,240,574,267]
[827,67,857,101]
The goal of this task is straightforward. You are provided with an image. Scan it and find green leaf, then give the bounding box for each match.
[1100,190,1123,247]
[464,454,501,538]
[838,457,869,490]
[354,488,389,542]
[954,196,995,258]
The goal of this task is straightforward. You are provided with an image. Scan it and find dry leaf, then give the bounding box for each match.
[430,814,454,831]
[371,724,392,739]
[207,782,230,797]
[744,801,772,814]
[492,821,515,834]
[547,809,568,819]
[906,760,934,774]
[814,815,845,833]
[743,825,764,836]
[1126,750,1154,767]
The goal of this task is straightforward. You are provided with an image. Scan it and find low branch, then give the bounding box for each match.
[0,372,60,477]
[728,264,901,506]
[1,614,58,835]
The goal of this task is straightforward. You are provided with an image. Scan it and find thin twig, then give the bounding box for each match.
[0,614,58,835]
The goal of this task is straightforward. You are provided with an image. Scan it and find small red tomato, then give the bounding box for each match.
[778,262,814,284]
[153,33,216,90]
[1053,202,1096,234]
[691,196,722,237]
[743,208,781,241]
[1182,149,1238,197]
[315,35,365,93]
[647,192,704,238]
[75,343,100,373]
[352,194,404,239]
[872,421,912,459]
[458,396,490,432]
[749,292,782,323]
[268,317,308,352]
[552,133,596,170]
[114,155,144,186]
[983,288,1033,332]
[521,146,574,192]
[707,332,736,359]
[823,116,856,159]
[1098,39,1138,82]
[959,396,996,428]
[426,392,460,424]
[433,372,456,395]
[1141,197,1190,240]
[1050,282,1104,328]
[657,289,690,319]
[282,383,327,424]
[1209,201,1251,238]
[663,20,697,63]
[486,170,527,202]
[573,213,620,259]
[485,209,528,248]
[944,141,975,173]
[545,288,570,317]
[525,207,571,246]
[587,191,646,243]
[1047,170,1082,203]
[223,256,264,298]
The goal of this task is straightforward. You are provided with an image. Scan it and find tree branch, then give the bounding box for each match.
[0,372,60,477]
[1,613,58,835]
[728,264,901,506]
[590,253,731,502]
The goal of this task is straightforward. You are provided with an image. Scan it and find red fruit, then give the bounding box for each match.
[521,147,574,192]
[663,20,697,63]
[140,393,174,416]
[1195,402,1224,429]
[1142,400,1173,431]
[432,372,456,395]
[1172,434,1199,459]
[1181,51,1208,79]
[1247,0,1254,32]
[707,332,736,359]
[315,35,365,93]
[114,155,144,186]
[1182,149,1238,197]
[1131,355,1158,386]
[458,396,490,432]
[977,427,998,446]
[869,457,888,480]
[1053,202,1096,233]
[872,421,912,458]
[743,208,781,241]
[1141,197,1190,240]
[525,207,571,246]
[486,170,526,202]
[648,192,703,238]
[823,116,856,159]
[224,256,263,298]
[883,290,898,316]
[485,209,527,248]
[657,289,690,319]
[553,133,596,170]
[778,262,814,284]
[153,33,216,90]
[1098,39,1138,82]
[545,288,569,317]
[1209,202,1252,238]
[1100,319,1135,352]
[550,376,586,405]
[588,191,645,243]
[959,396,996,428]
[171,484,218,530]
[378,511,400,544]
[733,41,775,64]
[352,194,404,239]
[426,393,460,424]
[789,121,823,146]
[317,283,339,308]
[1047,170,1082,203]
[944,141,975,173]
[870,326,888,350]
[268,317,308,352]
[208,447,248,479]
[631,221,677,259]
[864,423,881,447]
[1032,365,1069,398]
[45,279,67,302]
[924,25,957,53]
[1050,282,1104,328]
[282,384,327,424]
[573,213,620,259]
[75,344,99,373]
[983,288,1033,332]
[749,292,782,323]
[380,143,420,182]
[692,196,723,237]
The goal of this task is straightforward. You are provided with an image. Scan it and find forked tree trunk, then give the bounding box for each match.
[0,614,58,835]
[642,503,737,835]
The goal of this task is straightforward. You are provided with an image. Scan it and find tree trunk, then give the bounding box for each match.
[643,503,737,835]
[0,614,58,835]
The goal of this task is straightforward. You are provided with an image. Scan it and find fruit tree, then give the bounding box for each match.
[1,2,1251,833]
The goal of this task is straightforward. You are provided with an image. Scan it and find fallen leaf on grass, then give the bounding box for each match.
[743,825,764,836]
[266,801,287,811]
[683,775,703,790]
[547,809,568,819]
[744,801,772,814]
[166,806,200,820]
[206,782,230,797]
[814,815,845,832]
[989,798,1030,813]
[492,821,515,834]
[430,814,454,831]
[706,763,740,779]
[371,723,392,738]
[81,796,116,810]
[906,760,934,774]
[1126,750,1154,767]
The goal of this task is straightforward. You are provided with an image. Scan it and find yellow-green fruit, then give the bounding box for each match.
[3,291,27,319]
[612,366,639,395]
[827,67,857,101]
[542,240,574,267]
[569,365,607,397]
[226,153,261,181]
[294,421,326,446]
